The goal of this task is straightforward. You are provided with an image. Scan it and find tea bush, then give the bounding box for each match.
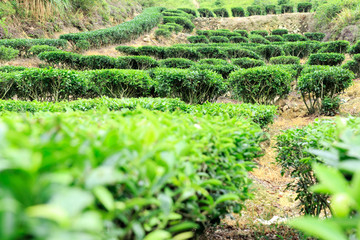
[281,4,294,13]
[209,36,230,43]
[342,58,360,78]
[178,8,197,17]
[265,4,276,14]
[213,8,230,17]
[196,47,228,59]
[223,47,261,59]
[251,30,268,37]
[250,35,270,44]
[191,63,239,79]
[188,35,209,43]
[151,68,227,104]
[118,56,159,70]
[155,28,172,38]
[283,33,307,42]
[304,32,326,41]
[231,7,245,17]
[349,40,360,54]
[247,6,262,16]
[115,46,139,55]
[159,58,195,69]
[232,57,265,68]
[256,45,284,61]
[198,8,215,17]
[163,16,195,32]
[28,45,59,56]
[230,36,248,43]
[272,29,288,36]
[75,40,90,52]
[307,53,345,66]
[318,40,350,54]
[297,2,312,12]
[283,42,316,58]
[298,67,354,113]
[266,35,283,42]
[198,58,228,65]
[229,66,292,105]
[0,46,19,62]
[270,56,300,64]
[234,30,249,38]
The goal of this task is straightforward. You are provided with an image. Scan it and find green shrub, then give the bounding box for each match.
[281,4,293,13]
[304,32,325,41]
[206,30,239,38]
[301,65,331,76]
[283,33,307,42]
[265,4,276,14]
[230,36,248,43]
[209,36,230,43]
[318,40,350,53]
[270,56,300,64]
[250,30,268,37]
[274,64,303,79]
[191,63,239,79]
[115,46,139,55]
[231,7,245,17]
[297,2,312,12]
[283,42,313,58]
[152,68,227,104]
[38,51,82,69]
[163,16,195,32]
[80,55,118,70]
[229,66,292,104]
[232,57,265,68]
[298,67,354,113]
[198,8,215,17]
[0,46,19,62]
[265,35,283,42]
[29,45,59,56]
[349,40,360,54]
[165,47,201,60]
[320,96,341,116]
[118,56,159,70]
[224,47,261,59]
[177,7,197,16]
[271,29,288,36]
[247,5,262,16]
[155,28,172,38]
[188,35,209,43]
[162,10,193,19]
[249,35,270,44]
[198,58,228,65]
[159,58,195,68]
[197,47,228,59]
[60,7,162,48]
[234,30,249,38]
[307,53,345,66]
[138,46,166,59]
[0,71,19,99]
[0,65,27,73]
[213,8,230,17]
[342,60,360,78]
[256,45,284,61]
[75,40,90,52]
[165,23,184,33]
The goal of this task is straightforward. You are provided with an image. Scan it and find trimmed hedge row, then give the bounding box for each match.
[60,7,163,48]
[307,53,345,66]
[0,39,67,56]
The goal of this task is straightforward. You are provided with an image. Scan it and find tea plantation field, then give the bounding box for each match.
[0,3,360,240]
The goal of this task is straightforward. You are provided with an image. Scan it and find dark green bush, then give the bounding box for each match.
[159,58,195,69]
[249,35,270,44]
[256,45,284,61]
[162,10,193,19]
[213,8,230,17]
[80,55,118,70]
[283,33,307,42]
[301,65,331,76]
[165,47,201,60]
[38,51,82,69]
[274,64,303,79]
[250,30,268,37]
[304,32,326,41]
[75,40,90,52]
[230,36,248,43]
[271,29,288,36]
[209,36,230,43]
[198,58,228,65]
[118,56,159,70]
[297,2,312,12]
[178,8,197,17]
[60,7,162,48]
[234,30,249,38]
[283,42,313,58]
[197,47,228,59]
[281,4,293,13]
[165,23,184,33]
[349,40,360,54]
[163,16,195,32]
[266,35,283,42]
[155,28,172,38]
[307,53,345,66]
[229,66,292,104]
[198,8,215,17]
[207,30,239,38]
[298,67,354,113]
[0,46,19,62]
[224,47,261,59]
[231,7,245,17]
[265,4,276,14]
[29,45,59,56]
[188,35,209,43]
[0,72,18,99]
[320,96,340,116]
[152,68,227,104]
[232,57,265,68]
[138,46,166,59]
[0,66,27,73]
[191,63,239,79]
[342,60,360,78]
[247,5,262,16]
[318,40,350,54]
[270,56,300,64]
[115,46,139,55]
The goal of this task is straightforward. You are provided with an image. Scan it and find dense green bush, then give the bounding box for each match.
[297,2,312,12]
[283,42,314,58]
[0,46,19,62]
[198,58,228,65]
[178,8,197,17]
[270,56,300,64]
[307,53,345,66]
[80,55,118,70]
[118,56,159,70]
[196,47,228,59]
[159,58,194,68]
[256,45,284,61]
[265,35,283,42]
[0,71,19,99]
[349,40,360,55]
[247,5,262,16]
[271,29,288,36]
[151,68,227,104]
[265,4,276,14]
[115,46,139,55]
[213,8,230,17]
[232,57,265,68]
[298,67,354,113]
[155,28,172,38]
[300,65,331,76]
[60,7,162,48]
[249,35,270,44]
[75,40,90,52]
[250,30,268,37]
[165,47,201,60]
[342,59,360,78]
[224,47,261,59]
[0,65,27,73]
[138,46,166,59]
[38,51,83,69]
[163,16,195,32]
[283,33,307,42]
[230,36,248,43]
[281,4,294,13]
[0,38,67,56]
[274,64,303,79]
[229,66,292,104]
[165,23,184,33]
[318,40,350,53]
[191,63,239,79]
[234,30,249,38]
[0,109,264,239]
[304,32,326,41]
[188,35,209,43]
[198,8,215,17]
[29,45,59,56]
[209,36,230,43]
[162,10,193,19]
[231,7,245,17]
